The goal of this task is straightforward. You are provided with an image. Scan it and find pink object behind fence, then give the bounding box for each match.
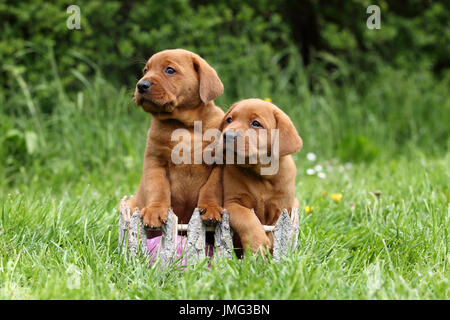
[146,235,214,265]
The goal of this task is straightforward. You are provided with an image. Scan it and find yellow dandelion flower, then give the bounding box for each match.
[305,206,314,213]
[264,97,272,103]
[330,193,343,203]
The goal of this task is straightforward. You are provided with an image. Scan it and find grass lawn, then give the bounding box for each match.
[1,151,448,299]
[0,67,448,299]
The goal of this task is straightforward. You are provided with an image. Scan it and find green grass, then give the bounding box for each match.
[0,57,449,299]
[1,155,448,299]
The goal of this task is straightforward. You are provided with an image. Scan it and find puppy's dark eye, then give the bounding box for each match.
[164,67,176,75]
[143,68,148,74]
[251,120,263,128]
[226,117,232,123]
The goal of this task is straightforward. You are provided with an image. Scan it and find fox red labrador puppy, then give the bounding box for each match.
[220,98,302,253]
[127,49,224,228]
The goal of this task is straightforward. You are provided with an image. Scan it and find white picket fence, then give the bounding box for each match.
[118,197,299,265]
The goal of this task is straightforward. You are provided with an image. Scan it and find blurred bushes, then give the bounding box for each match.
[2,0,449,104]
[0,0,449,182]
[0,0,294,107]
[276,0,450,75]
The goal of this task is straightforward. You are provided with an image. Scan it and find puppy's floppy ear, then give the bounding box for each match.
[274,107,303,156]
[192,54,224,103]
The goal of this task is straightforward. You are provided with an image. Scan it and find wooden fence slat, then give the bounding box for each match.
[214,210,233,260]
[186,209,206,264]
[118,197,130,255]
[272,209,293,262]
[159,209,178,267]
[129,210,147,256]
[119,197,147,256]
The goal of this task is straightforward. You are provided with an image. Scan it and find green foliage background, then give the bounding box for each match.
[1,1,449,167]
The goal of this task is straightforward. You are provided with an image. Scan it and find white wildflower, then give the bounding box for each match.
[317,172,326,179]
[306,152,317,162]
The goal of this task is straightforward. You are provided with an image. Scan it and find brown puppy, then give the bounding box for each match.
[128,49,224,228]
[221,99,302,253]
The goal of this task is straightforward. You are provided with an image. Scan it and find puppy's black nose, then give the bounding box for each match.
[137,80,152,93]
[223,130,238,142]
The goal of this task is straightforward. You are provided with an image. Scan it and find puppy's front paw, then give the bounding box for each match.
[198,204,223,226]
[140,204,170,229]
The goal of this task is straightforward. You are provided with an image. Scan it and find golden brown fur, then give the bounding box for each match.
[127,49,224,228]
[220,99,302,253]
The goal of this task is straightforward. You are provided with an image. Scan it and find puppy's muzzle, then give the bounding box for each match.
[223,130,238,143]
[137,80,152,94]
